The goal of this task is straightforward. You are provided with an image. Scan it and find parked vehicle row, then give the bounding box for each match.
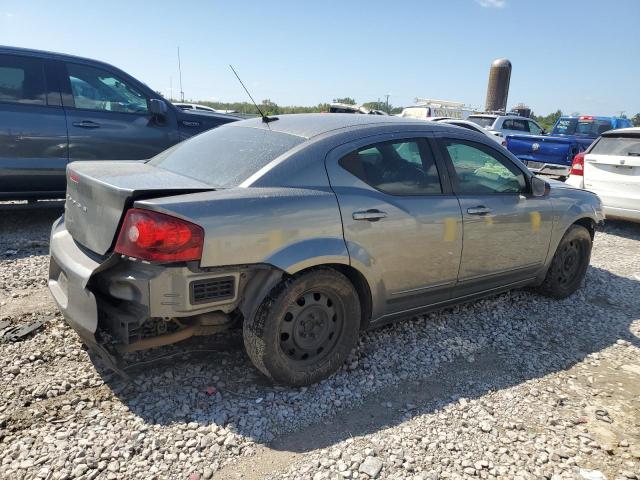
[48,114,604,385]
[431,118,506,146]
[173,102,238,115]
[506,115,633,177]
[328,103,388,115]
[0,46,239,200]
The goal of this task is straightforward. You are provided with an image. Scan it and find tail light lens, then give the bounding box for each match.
[115,208,204,262]
[569,152,585,176]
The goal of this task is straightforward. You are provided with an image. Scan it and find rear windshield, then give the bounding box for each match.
[149,126,305,187]
[401,107,429,118]
[553,118,612,136]
[467,116,496,128]
[590,136,640,156]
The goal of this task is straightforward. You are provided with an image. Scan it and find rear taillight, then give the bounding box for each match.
[569,152,585,176]
[115,208,204,262]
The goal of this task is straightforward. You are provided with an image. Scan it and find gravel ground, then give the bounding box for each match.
[0,204,639,480]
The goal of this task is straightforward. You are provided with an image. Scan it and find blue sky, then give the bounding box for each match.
[1,0,639,115]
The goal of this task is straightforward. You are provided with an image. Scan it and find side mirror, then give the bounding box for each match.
[149,99,168,116]
[531,175,549,197]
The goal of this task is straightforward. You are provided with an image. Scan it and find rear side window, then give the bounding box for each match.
[467,116,496,129]
[590,136,640,156]
[502,119,528,131]
[340,139,442,195]
[0,54,46,105]
[66,63,148,114]
[149,125,304,188]
[443,139,526,194]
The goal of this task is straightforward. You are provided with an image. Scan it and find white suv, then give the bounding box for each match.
[566,128,640,222]
[467,114,545,137]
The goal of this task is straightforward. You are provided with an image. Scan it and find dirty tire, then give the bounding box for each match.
[537,224,592,299]
[243,268,361,386]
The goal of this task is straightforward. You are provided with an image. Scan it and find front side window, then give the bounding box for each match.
[528,121,543,135]
[0,54,46,105]
[340,139,442,195]
[444,139,526,194]
[66,63,148,114]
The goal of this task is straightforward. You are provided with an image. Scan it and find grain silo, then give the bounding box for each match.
[484,58,512,113]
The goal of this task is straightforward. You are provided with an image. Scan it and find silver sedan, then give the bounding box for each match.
[49,114,604,385]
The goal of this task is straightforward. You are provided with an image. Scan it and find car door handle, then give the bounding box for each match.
[352,209,387,221]
[72,120,101,129]
[467,206,492,215]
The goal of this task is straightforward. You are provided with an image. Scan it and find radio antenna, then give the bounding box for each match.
[177,47,184,102]
[229,65,277,123]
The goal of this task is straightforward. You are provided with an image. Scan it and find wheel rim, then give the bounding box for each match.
[278,291,344,363]
[557,239,583,285]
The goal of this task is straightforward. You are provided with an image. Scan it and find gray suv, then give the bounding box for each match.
[0,46,239,200]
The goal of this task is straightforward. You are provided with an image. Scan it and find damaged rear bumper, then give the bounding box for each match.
[49,215,101,342]
[48,216,125,372]
[48,215,248,371]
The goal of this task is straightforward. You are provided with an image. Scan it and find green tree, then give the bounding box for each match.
[632,113,640,127]
[532,109,563,132]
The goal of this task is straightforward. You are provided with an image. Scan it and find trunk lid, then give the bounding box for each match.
[506,134,578,167]
[583,153,640,208]
[64,161,213,255]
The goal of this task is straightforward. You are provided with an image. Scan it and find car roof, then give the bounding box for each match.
[601,127,640,137]
[226,113,445,139]
[0,45,121,70]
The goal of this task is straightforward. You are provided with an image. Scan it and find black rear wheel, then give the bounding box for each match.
[243,268,360,386]
[537,224,592,299]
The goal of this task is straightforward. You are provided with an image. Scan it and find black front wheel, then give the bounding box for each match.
[243,268,361,386]
[537,224,592,299]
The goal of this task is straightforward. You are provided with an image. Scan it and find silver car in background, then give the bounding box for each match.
[49,114,604,386]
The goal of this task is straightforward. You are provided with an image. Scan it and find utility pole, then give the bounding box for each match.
[177,47,184,102]
[385,94,390,114]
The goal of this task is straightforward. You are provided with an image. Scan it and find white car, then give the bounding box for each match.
[433,118,506,146]
[467,113,545,138]
[566,127,640,222]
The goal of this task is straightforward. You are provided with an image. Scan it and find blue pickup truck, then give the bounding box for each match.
[505,115,633,177]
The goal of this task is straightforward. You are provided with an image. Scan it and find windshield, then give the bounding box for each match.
[590,136,640,156]
[553,118,612,136]
[149,126,305,187]
[467,116,496,128]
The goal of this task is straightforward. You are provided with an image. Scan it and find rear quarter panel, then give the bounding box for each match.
[135,187,348,272]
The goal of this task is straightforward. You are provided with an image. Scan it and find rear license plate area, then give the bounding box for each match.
[526,161,544,169]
